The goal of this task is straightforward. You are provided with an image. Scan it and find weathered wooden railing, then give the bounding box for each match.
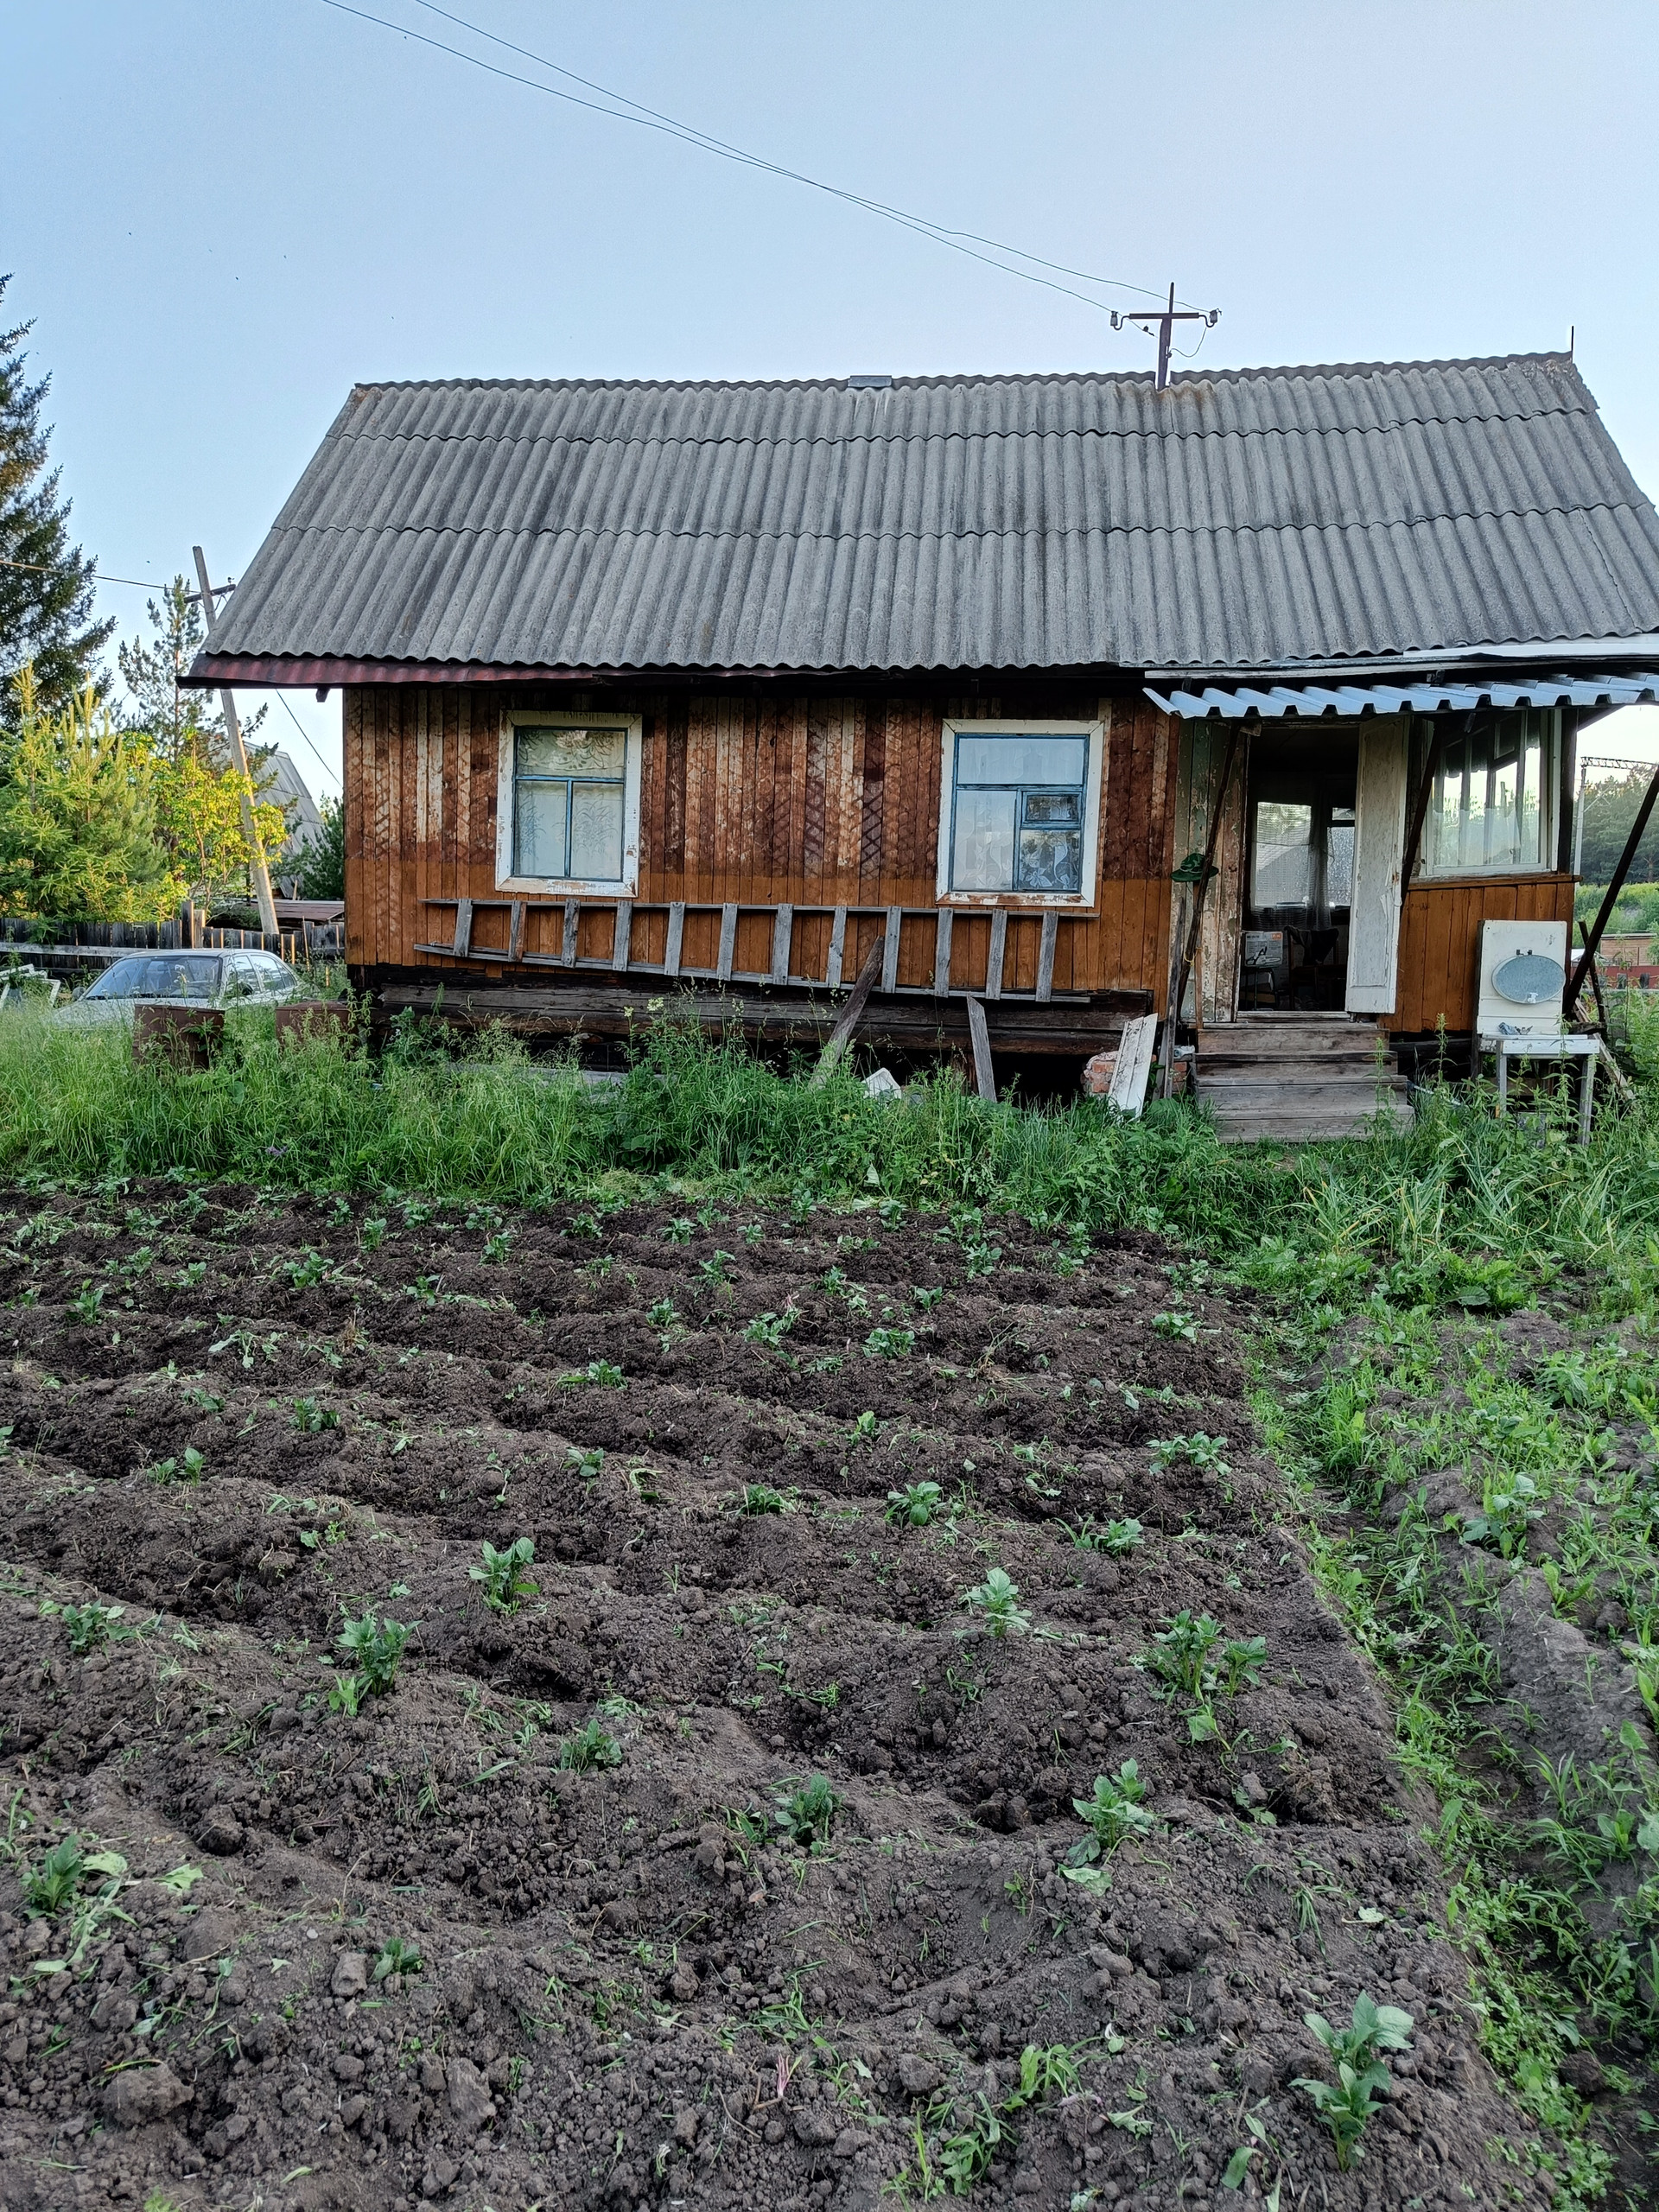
[415,897,1088,1003]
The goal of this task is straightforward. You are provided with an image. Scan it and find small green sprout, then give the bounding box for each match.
[566,1444,606,1478]
[734,1483,792,1516]
[849,1410,878,1445]
[1151,1306,1198,1342]
[470,1536,539,1614]
[557,1719,623,1772]
[1063,1515,1142,1555]
[69,1281,105,1325]
[745,1308,796,1347]
[1148,1611,1223,1697]
[145,1445,207,1484]
[961,1567,1031,1638]
[912,1286,944,1310]
[334,1612,411,1700]
[775,1773,840,1847]
[1149,1431,1230,1475]
[1293,1993,1414,2170]
[664,1217,693,1243]
[863,1326,915,1360]
[286,1249,329,1290]
[1068,1762,1157,1870]
[647,1296,681,1331]
[41,1599,127,1655]
[291,1396,339,1433]
[887,1480,943,1527]
[373,1936,424,1982]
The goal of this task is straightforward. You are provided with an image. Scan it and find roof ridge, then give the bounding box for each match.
[344,353,1580,400]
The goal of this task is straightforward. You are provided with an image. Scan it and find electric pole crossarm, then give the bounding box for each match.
[193,544,279,940]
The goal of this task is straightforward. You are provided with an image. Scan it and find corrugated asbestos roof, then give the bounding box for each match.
[194,355,1659,678]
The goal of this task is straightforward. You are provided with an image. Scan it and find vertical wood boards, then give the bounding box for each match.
[965,996,995,1100]
[345,681,1183,1005]
[1391,873,1574,1033]
[1347,718,1410,1015]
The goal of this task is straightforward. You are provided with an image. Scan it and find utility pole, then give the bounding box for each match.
[193,545,278,940]
[1113,284,1220,391]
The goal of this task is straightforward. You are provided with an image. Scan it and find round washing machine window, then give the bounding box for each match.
[1491,950,1566,1005]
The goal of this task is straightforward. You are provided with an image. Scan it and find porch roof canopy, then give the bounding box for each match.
[1145,671,1659,721]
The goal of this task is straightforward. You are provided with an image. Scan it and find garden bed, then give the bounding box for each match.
[0,1181,1548,2210]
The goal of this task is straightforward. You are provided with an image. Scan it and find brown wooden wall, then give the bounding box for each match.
[1389,872,1575,1034]
[344,681,1182,1005]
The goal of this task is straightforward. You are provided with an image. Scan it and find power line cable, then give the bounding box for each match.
[318,0,1211,322]
[270,690,343,791]
[0,554,168,592]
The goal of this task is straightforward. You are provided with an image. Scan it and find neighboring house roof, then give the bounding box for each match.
[257,748,326,847]
[192,355,1659,681]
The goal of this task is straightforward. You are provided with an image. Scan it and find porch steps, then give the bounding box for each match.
[1193,1014,1412,1143]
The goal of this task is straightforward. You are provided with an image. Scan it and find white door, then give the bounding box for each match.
[1346,719,1409,1014]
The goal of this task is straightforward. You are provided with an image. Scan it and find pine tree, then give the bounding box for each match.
[0,276,112,722]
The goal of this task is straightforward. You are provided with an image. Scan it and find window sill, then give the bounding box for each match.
[1408,868,1568,889]
[494,876,637,899]
[938,891,1097,911]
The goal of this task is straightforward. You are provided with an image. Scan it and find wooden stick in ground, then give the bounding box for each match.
[193,546,279,940]
[809,930,886,1086]
[1580,922,1635,1103]
[965,995,996,1101]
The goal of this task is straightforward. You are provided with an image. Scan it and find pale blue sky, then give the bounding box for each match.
[6,0,1659,789]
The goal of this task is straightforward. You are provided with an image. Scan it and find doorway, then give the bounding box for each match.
[1241,729,1359,1011]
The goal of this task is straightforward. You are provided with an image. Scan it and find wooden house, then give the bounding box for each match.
[189,356,1659,1134]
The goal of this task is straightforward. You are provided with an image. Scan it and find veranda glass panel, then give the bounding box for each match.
[1425,712,1548,874]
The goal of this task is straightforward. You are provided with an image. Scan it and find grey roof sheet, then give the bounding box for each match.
[199,355,1659,676]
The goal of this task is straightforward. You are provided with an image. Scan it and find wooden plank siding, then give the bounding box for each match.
[1389,873,1575,1034]
[344,682,1181,1006]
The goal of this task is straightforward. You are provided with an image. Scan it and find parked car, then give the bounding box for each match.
[55,950,305,1028]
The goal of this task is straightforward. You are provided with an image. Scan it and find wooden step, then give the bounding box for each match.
[1193,1015,1410,1142]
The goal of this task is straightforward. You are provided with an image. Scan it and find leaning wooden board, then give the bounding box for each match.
[1108,1013,1159,1116]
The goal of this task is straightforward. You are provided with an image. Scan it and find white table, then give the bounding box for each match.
[1482,1032,1600,1141]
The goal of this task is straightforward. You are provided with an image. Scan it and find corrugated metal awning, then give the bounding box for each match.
[1145,671,1659,720]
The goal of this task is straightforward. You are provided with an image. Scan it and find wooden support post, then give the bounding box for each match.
[932,908,953,996]
[716,903,738,981]
[561,899,580,965]
[507,901,525,963]
[985,909,1008,1001]
[664,903,685,978]
[826,906,848,988]
[770,904,793,983]
[881,906,902,994]
[1161,718,1245,1095]
[452,899,474,957]
[1579,922,1635,1104]
[965,995,995,1101]
[809,931,885,1086]
[1035,910,1058,1002]
[612,900,632,972]
[193,547,278,941]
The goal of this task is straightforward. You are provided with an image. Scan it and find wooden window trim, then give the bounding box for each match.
[934,717,1106,909]
[494,710,643,897]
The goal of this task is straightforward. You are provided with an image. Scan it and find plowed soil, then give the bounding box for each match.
[0,1183,1548,2211]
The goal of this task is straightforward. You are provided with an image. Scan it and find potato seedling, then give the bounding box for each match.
[567,1444,606,1478]
[1149,1431,1230,1475]
[664,1217,693,1243]
[849,1410,879,1445]
[648,1296,681,1331]
[1069,1761,1158,1866]
[961,1567,1030,1637]
[334,1612,411,1700]
[745,1309,796,1347]
[470,1536,539,1613]
[69,1281,105,1325]
[887,1480,943,1527]
[912,1285,944,1310]
[405,1274,442,1309]
[373,1936,424,1981]
[734,1483,792,1516]
[699,1250,737,1284]
[775,1772,839,1847]
[1148,1611,1223,1697]
[582,1359,626,1388]
[145,1446,206,1484]
[359,1215,387,1250]
[557,1718,623,1771]
[1063,1515,1142,1555]
[1293,1992,1414,2169]
[285,1249,329,1290]
[41,1599,127,1655]
[291,1396,339,1433]
[24,1834,90,1916]
[1151,1306,1198,1342]
[863,1326,915,1359]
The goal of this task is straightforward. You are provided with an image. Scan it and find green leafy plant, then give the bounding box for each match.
[745,1308,796,1347]
[912,1285,944,1310]
[775,1772,840,1847]
[1463,1471,1543,1559]
[405,1273,442,1309]
[290,1395,339,1433]
[40,1598,127,1654]
[144,1445,206,1484]
[469,1536,539,1614]
[664,1217,693,1243]
[566,1444,606,1478]
[557,1718,622,1772]
[285,1249,328,1290]
[69,1281,105,1325]
[1294,1994,1413,2170]
[359,1215,388,1251]
[1062,1515,1142,1555]
[373,1936,424,1981]
[961,1567,1030,1638]
[887,1480,944,1527]
[864,1325,916,1359]
[849,1409,879,1445]
[575,1358,625,1389]
[647,1295,680,1331]
[734,1483,792,1516]
[1068,1761,1157,1866]
[1151,1306,1198,1342]
[1147,1610,1223,1697]
[334,1611,411,1702]
[1149,1431,1230,1475]
[699,1249,737,1284]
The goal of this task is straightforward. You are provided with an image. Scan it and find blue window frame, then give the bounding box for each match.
[947,731,1089,893]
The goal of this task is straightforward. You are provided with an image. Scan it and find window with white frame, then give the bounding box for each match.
[1421,709,1556,876]
[507,723,631,884]
[943,727,1096,895]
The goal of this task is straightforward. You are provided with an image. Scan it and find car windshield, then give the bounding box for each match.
[84,956,220,1001]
